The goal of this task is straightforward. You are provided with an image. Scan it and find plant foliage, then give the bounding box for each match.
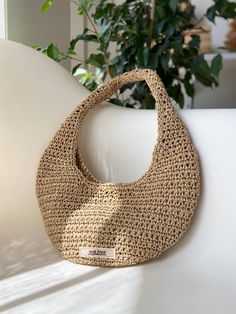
[36,0,236,109]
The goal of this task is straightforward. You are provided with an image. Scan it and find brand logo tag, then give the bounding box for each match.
[79,247,116,259]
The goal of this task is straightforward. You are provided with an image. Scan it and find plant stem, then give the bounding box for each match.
[193,15,205,27]
[79,1,111,79]
[148,0,157,50]
[71,0,119,99]
[68,56,84,63]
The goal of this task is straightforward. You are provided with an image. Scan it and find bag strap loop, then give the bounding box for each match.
[75,68,171,113]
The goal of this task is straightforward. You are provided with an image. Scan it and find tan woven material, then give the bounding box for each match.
[36,69,201,267]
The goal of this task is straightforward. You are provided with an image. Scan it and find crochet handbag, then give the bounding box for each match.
[36,69,201,267]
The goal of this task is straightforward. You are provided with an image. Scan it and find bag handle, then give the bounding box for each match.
[75,69,171,115]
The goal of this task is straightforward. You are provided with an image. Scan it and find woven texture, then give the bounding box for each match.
[36,69,201,267]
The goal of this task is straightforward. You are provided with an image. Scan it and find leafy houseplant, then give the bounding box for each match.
[36,0,236,109]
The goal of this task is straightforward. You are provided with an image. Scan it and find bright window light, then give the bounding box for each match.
[0,0,6,39]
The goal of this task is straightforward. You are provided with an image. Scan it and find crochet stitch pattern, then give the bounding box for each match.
[36,69,201,267]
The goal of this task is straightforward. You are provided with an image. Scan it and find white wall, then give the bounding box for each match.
[191,0,236,108]
[70,1,85,70]
[192,0,232,50]
[0,0,6,39]
[6,0,71,70]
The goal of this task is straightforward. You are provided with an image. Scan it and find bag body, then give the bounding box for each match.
[36,69,201,267]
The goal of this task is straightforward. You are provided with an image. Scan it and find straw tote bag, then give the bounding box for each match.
[36,69,201,267]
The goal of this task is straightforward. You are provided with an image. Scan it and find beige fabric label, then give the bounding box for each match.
[79,247,116,259]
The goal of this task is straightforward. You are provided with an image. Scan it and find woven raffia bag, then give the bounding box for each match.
[36,69,201,267]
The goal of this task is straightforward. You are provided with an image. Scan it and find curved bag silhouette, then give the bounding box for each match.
[36,69,201,267]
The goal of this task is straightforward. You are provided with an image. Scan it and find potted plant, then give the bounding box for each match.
[35,0,236,109]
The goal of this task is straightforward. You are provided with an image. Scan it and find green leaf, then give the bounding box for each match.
[221,2,236,19]
[206,0,236,22]
[93,7,105,20]
[101,22,111,34]
[191,56,213,86]
[196,72,212,86]
[167,83,184,108]
[156,20,165,33]
[137,47,149,67]
[169,0,177,14]
[69,30,98,50]
[164,17,179,37]
[77,0,92,15]
[189,35,200,48]
[46,44,59,61]
[161,54,170,73]
[156,6,166,19]
[81,34,98,42]
[69,36,80,50]
[149,49,159,68]
[32,44,42,51]
[108,97,125,107]
[86,53,105,67]
[156,40,169,57]
[41,0,54,13]
[206,7,216,23]
[72,63,82,75]
[108,65,118,78]
[183,71,194,97]
[77,7,84,15]
[99,30,110,46]
[167,84,181,103]
[211,54,223,77]
[170,36,184,56]
[178,91,184,109]
[144,93,155,109]
[66,49,77,56]
[214,0,228,12]
[184,80,194,97]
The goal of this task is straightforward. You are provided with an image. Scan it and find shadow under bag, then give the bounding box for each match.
[36,69,201,267]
